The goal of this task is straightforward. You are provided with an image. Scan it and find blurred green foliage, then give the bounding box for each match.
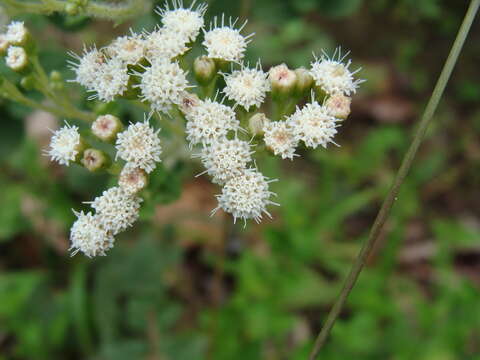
[1,0,480,359]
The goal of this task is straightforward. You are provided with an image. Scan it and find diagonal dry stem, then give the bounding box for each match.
[308,1,480,358]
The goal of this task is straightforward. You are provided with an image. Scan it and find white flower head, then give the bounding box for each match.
[119,163,148,194]
[185,97,240,146]
[107,32,145,65]
[310,47,363,96]
[70,211,114,258]
[5,46,27,71]
[134,58,191,113]
[223,62,270,111]
[45,122,82,166]
[213,168,278,224]
[68,46,107,89]
[156,0,207,42]
[289,96,340,149]
[115,119,162,173]
[5,21,28,45]
[263,121,298,160]
[89,59,130,102]
[89,186,142,235]
[144,27,189,60]
[203,14,253,62]
[196,138,254,184]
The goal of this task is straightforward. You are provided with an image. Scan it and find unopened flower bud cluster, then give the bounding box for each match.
[42,0,363,257]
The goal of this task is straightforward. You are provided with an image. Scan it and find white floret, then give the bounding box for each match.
[115,120,162,173]
[70,211,114,258]
[263,121,298,160]
[143,27,190,60]
[156,0,207,42]
[107,32,145,65]
[68,46,107,89]
[196,138,253,184]
[310,48,363,96]
[45,122,82,166]
[203,15,253,62]
[185,98,240,146]
[213,168,278,224]
[5,21,28,44]
[88,59,130,102]
[223,63,270,110]
[134,58,191,113]
[89,186,142,235]
[288,99,340,149]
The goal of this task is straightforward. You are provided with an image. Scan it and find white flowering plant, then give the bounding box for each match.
[0,0,477,358]
[0,1,364,258]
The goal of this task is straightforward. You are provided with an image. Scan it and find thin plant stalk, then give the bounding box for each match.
[308,1,480,358]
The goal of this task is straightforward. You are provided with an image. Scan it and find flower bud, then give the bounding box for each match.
[119,164,148,194]
[6,46,29,72]
[294,67,314,96]
[0,34,9,56]
[50,70,64,91]
[269,64,297,99]
[20,74,37,90]
[193,56,217,85]
[91,114,124,142]
[325,93,352,120]
[65,2,80,15]
[81,148,110,172]
[178,92,200,115]
[248,113,269,136]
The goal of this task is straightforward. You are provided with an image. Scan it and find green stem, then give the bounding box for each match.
[308,1,480,358]
[1,77,94,122]
[30,55,95,122]
[2,0,148,22]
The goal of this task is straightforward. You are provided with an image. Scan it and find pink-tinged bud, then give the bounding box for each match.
[248,113,269,136]
[193,56,217,85]
[325,93,352,119]
[81,148,110,172]
[91,114,124,142]
[269,63,297,98]
[294,67,314,96]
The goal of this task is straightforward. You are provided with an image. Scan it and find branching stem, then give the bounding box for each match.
[2,0,149,22]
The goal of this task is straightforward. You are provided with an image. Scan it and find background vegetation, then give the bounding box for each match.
[1,0,479,359]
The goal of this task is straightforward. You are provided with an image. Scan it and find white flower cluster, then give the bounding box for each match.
[51,0,364,252]
[46,116,162,257]
[68,0,208,106]
[69,186,142,258]
[262,49,363,158]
